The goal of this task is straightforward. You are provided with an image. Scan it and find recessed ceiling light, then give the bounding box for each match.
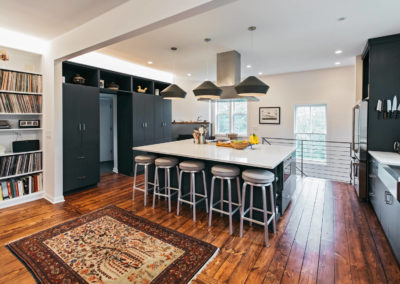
[335,50,343,54]
[187,73,192,77]
[246,64,252,69]
[258,72,263,75]
[338,17,346,21]
[335,62,341,65]
[147,61,153,64]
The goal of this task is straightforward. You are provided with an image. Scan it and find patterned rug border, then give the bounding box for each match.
[6,205,219,284]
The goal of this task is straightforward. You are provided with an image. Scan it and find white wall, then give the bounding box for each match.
[172,66,356,142]
[250,66,356,142]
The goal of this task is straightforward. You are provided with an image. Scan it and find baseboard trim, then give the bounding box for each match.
[44,194,65,204]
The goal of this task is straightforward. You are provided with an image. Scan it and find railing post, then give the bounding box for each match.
[301,140,304,177]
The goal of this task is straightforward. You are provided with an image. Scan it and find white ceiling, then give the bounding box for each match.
[99,0,400,80]
[0,0,128,39]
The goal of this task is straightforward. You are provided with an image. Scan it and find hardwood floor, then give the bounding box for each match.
[0,173,399,283]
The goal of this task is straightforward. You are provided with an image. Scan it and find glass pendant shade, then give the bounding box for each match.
[193,80,222,99]
[160,84,186,100]
[235,76,269,97]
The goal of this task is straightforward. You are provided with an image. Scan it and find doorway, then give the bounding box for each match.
[99,94,117,174]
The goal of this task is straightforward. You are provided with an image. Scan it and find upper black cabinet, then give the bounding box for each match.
[363,34,400,152]
[100,70,132,92]
[63,84,100,192]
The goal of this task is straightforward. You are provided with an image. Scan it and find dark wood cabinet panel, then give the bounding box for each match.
[63,84,99,192]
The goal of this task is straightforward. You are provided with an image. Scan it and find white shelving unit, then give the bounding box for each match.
[0,68,44,209]
[0,113,42,115]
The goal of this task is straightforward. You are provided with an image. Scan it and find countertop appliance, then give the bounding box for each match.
[352,100,368,199]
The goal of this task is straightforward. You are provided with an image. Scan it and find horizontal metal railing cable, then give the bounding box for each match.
[262,137,352,183]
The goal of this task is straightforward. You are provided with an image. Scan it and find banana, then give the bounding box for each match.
[249,133,259,145]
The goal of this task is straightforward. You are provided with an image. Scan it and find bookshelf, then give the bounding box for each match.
[0,68,44,208]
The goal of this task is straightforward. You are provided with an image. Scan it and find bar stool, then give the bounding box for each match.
[152,157,180,212]
[240,169,276,247]
[208,164,241,235]
[177,160,209,222]
[133,154,157,206]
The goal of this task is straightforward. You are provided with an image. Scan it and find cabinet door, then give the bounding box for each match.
[143,95,155,144]
[153,96,164,141]
[80,86,100,186]
[163,99,172,140]
[132,93,146,143]
[117,94,133,176]
[63,84,83,192]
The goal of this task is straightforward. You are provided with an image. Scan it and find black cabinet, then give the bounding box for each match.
[117,93,172,176]
[63,84,100,192]
[154,96,172,143]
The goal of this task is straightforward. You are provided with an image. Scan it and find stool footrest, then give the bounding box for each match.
[212,200,241,207]
[211,207,240,216]
[179,197,207,206]
[241,215,275,227]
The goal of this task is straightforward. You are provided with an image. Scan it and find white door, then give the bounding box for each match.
[100,98,113,161]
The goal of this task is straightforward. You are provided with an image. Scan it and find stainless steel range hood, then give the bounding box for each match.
[215,50,259,101]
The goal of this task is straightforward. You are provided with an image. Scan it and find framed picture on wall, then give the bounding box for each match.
[259,107,281,124]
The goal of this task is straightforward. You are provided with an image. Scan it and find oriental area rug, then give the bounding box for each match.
[6,205,218,283]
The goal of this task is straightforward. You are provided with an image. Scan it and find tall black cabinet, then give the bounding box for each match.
[63,84,100,192]
[118,93,172,176]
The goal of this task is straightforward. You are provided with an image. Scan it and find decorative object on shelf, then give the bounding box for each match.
[72,74,85,85]
[106,82,119,90]
[394,141,400,154]
[236,26,269,97]
[0,120,10,129]
[259,107,280,124]
[161,47,187,100]
[0,50,9,61]
[193,38,222,100]
[155,89,160,96]
[376,99,382,119]
[249,133,259,150]
[12,140,40,153]
[99,79,104,88]
[392,95,398,118]
[18,120,40,128]
[137,85,148,93]
[0,145,5,155]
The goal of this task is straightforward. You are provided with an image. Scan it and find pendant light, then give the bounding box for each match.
[235,26,269,97]
[161,47,187,100]
[193,38,222,100]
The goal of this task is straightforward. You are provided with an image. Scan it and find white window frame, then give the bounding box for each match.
[213,100,248,136]
[294,104,327,163]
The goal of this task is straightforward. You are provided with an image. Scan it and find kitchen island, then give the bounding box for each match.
[133,139,297,220]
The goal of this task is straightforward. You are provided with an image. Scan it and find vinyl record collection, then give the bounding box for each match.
[0,69,42,93]
[0,93,42,113]
[0,173,43,200]
[0,152,42,177]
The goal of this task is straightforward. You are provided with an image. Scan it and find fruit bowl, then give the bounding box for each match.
[231,140,249,150]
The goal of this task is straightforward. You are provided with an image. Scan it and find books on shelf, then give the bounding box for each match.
[0,93,42,113]
[0,70,42,93]
[0,173,43,200]
[0,152,42,177]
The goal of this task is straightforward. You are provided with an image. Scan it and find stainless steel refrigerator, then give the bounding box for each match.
[352,100,368,199]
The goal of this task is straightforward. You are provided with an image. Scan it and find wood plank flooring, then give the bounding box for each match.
[0,173,399,283]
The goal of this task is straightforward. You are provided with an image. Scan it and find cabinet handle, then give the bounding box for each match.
[77,156,86,159]
[142,123,145,128]
[145,122,148,128]
[79,123,82,131]
[77,176,86,180]
[83,123,86,131]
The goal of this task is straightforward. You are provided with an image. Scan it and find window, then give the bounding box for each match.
[294,104,327,161]
[215,100,247,135]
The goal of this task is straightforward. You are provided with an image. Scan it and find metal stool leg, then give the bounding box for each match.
[236,176,241,206]
[167,168,172,212]
[220,179,224,216]
[240,182,247,237]
[176,166,180,189]
[227,179,233,235]
[191,172,196,222]
[144,165,148,206]
[202,170,209,213]
[133,163,138,200]
[177,170,184,216]
[262,186,269,247]
[269,183,277,234]
[152,166,159,208]
[208,176,216,226]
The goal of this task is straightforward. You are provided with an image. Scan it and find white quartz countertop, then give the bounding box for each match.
[369,151,400,167]
[133,140,296,169]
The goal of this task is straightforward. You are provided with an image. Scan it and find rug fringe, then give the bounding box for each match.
[189,247,220,283]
